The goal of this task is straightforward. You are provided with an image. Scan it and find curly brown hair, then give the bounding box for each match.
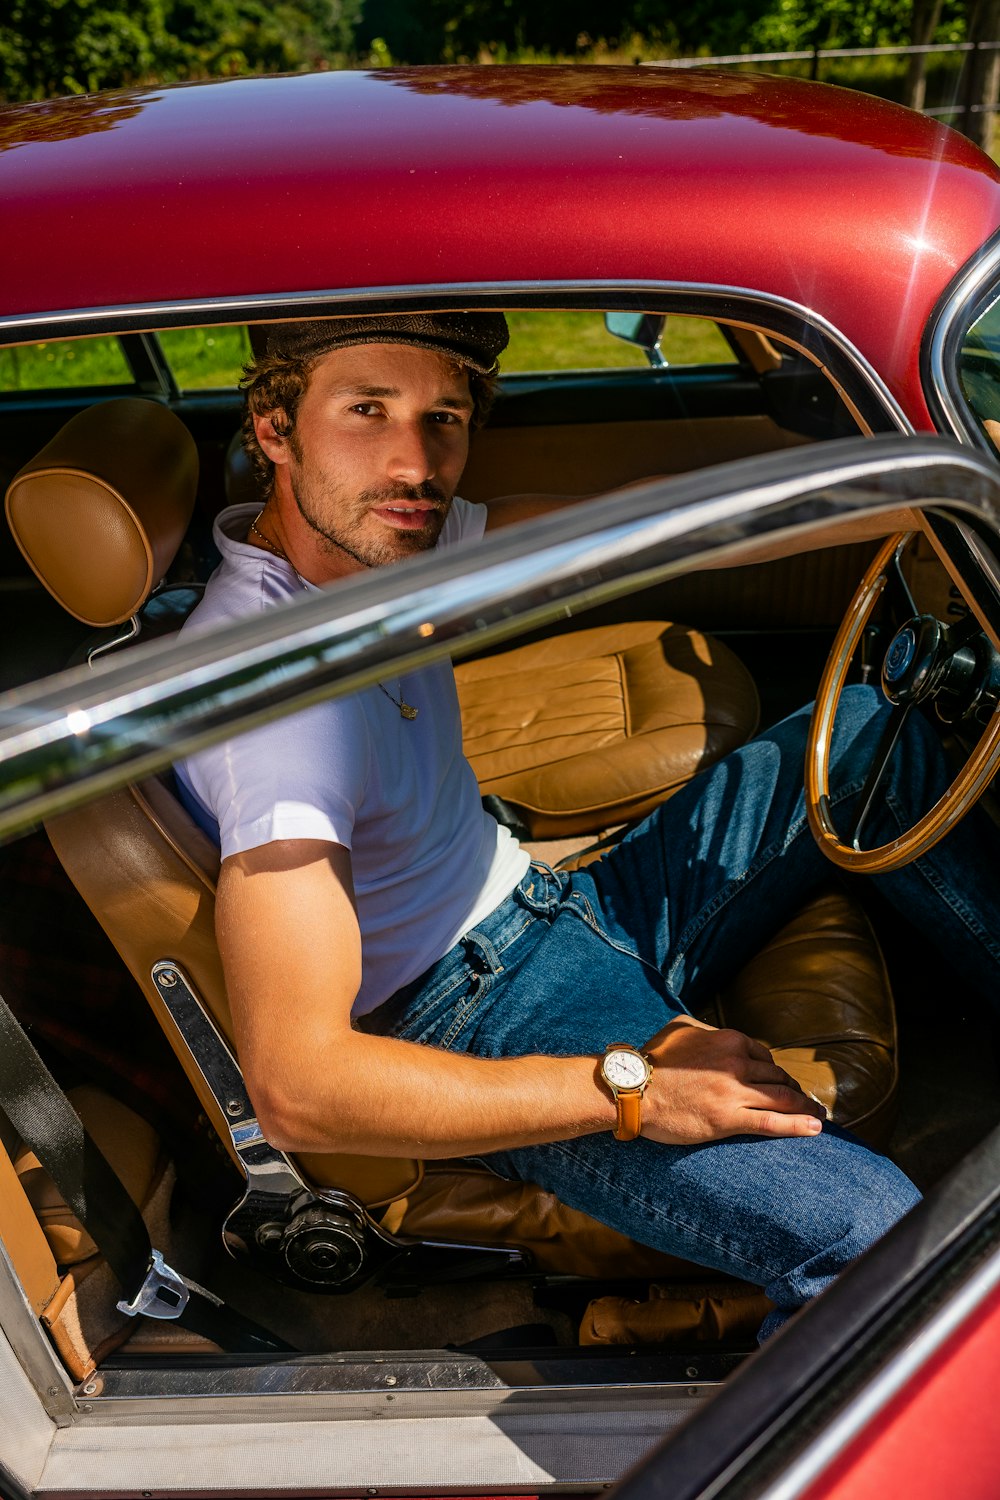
[240,349,498,502]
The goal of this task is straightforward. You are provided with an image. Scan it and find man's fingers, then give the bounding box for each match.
[743,1083,827,1119]
[743,1036,776,1064]
[743,1109,825,1137]
[748,1061,811,1092]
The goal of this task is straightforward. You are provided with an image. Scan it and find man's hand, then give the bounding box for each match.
[640,1016,826,1145]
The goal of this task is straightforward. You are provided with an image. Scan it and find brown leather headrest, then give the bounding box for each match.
[5,398,198,627]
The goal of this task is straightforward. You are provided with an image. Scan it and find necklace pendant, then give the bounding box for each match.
[400,702,419,720]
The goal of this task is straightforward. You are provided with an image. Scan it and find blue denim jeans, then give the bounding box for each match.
[363,685,1000,1333]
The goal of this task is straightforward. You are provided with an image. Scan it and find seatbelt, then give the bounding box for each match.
[0,991,291,1355]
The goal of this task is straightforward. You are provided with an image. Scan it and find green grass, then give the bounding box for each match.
[157,326,253,387]
[0,337,133,390]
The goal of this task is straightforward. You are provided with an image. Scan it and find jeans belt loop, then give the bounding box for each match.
[463,930,505,975]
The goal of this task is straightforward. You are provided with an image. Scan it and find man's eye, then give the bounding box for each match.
[350,403,382,417]
[429,410,463,425]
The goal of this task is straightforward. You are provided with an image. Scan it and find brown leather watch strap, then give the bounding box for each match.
[614,1089,642,1142]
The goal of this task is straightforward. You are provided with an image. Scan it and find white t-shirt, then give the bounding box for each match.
[176,500,530,1017]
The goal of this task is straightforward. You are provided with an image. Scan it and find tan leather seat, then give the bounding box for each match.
[456,623,759,838]
[7,399,900,1292]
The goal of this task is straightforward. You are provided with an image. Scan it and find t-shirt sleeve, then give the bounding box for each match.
[178,694,371,860]
[439,496,487,547]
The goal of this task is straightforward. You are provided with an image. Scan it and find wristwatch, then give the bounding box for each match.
[600,1044,653,1142]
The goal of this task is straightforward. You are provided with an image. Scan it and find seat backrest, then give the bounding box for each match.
[45,781,420,1206]
[7,400,421,1209]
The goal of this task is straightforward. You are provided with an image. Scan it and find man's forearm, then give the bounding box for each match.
[249,1026,615,1157]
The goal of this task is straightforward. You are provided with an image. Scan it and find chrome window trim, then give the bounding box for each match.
[0,279,911,434]
[0,434,993,844]
[925,225,1000,448]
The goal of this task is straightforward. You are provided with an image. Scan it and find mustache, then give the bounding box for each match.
[359,482,448,508]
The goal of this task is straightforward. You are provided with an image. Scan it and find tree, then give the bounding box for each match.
[0,0,361,103]
[904,0,945,111]
[958,0,1000,149]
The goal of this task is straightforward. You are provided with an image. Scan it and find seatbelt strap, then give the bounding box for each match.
[0,992,290,1354]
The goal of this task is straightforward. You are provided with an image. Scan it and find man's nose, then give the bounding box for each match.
[386,421,437,484]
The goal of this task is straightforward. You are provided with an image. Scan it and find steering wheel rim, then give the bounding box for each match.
[805,531,1000,873]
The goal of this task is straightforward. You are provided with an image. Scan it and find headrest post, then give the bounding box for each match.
[87,616,141,668]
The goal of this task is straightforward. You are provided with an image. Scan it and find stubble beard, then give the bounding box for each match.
[290,467,451,571]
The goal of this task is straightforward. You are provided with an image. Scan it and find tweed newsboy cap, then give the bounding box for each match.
[248,311,509,374]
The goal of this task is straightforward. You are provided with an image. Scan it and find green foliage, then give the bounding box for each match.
[0,0,361,102]
[0,1,175,99]
[0,0,978,100]
[356,0,972,63]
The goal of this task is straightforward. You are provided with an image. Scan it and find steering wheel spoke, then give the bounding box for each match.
[848,701,913,849]
[885,540,917,622]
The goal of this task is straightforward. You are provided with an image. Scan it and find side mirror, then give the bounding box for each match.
[604,311,668,367]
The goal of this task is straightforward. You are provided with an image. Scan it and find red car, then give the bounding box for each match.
[0,64,999,1500]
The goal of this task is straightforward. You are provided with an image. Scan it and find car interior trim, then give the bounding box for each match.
[0,279,912,437]
[0,1233,76,1424]
[0,436,992,845]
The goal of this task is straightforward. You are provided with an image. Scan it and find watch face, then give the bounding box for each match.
[604,1048,648,1089]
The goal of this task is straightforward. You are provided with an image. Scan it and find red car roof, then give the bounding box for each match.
[2,66,999,423]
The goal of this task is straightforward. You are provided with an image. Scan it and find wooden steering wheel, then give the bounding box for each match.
[805,532,1000,873]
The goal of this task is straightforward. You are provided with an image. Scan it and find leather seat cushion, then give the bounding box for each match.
[455,621,760,838]
[395,887,897,1276]
[705,887,898,1146]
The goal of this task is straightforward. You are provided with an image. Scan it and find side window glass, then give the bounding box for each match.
[504,311,646,372]
[660,317,739,366]
[502,311,738,373]
[151,316,741,386]
[157,327,252,389]
[957,292,1000,453]
[0,336,134,392]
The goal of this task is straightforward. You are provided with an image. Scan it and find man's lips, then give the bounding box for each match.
[370,502,442,530]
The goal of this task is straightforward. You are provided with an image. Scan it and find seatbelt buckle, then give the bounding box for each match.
[116,1248,191,1320]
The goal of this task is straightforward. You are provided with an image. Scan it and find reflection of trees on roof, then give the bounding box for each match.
[373,65,985,164]
[0,95,147,153]
[374,65,755,120]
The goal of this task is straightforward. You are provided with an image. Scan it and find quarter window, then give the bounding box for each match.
[156,327,252,389]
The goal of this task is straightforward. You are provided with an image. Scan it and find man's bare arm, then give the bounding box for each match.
[217,840,824,1157]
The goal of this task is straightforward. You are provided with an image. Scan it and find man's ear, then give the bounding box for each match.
[253,411,291,466]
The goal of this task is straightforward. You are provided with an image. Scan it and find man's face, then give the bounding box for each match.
[261,342,474,577]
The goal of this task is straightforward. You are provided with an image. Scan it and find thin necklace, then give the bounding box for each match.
[378,681,419,720]
[248,512,419,721]
[248,515,288,561]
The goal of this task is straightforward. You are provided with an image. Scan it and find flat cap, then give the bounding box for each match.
[248,311,509,375]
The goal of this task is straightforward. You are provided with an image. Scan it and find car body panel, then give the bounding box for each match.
[799,1278,1000,1500]
[2,69,1000,427]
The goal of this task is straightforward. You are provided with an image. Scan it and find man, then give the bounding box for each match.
[177,311,999,1335]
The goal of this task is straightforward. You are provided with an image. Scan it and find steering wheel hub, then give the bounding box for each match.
[881,615,943,705]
